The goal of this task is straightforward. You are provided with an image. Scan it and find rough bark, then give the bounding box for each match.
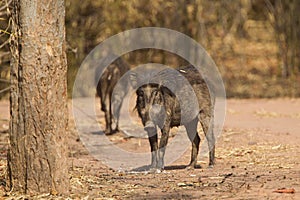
[7,0,69,194]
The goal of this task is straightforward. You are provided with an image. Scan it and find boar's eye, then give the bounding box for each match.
[153,90,162,103]
[137,93,145,108]
[137,89,144,96]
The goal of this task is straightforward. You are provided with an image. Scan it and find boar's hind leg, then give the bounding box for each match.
[199,111,215,167]
[100,97,106,112]
[99,86,107,112]
[104,95,113,134]
[185,118,200,168]
[112,97,123,132]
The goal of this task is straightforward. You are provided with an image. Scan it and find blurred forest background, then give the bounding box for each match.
[0,0,299,98]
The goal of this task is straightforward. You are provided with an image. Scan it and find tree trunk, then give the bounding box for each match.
[7,0,69,195]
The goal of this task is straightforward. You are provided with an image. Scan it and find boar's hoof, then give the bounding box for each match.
[208,164,214,169]
[104,129,116,135]
[186,161,201,170]
[185,165,196,170]
[149,167,162,174]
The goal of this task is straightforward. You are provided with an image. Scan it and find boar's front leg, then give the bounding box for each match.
[157,119,171,170]
[146,127,158,170]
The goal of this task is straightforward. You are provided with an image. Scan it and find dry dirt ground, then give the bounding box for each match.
[0,98,299,199]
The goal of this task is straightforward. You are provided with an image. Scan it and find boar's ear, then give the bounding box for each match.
[160,85,175,97]
[129,72,138,88]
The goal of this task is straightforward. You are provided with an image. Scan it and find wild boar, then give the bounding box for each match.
[96,56,130,134]
[131,65,215,171]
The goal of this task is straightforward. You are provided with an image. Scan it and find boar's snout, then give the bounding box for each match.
[144,120,156,133]
[149,104,165,127]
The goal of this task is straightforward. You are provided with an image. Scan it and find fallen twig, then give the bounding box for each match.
[273,188,295,194]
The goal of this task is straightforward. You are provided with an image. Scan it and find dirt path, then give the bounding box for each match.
[0,99,299,199]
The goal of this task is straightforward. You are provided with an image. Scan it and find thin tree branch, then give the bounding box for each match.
[0,78,10,83]
[0,86,10,94]
[0,0,12,12]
